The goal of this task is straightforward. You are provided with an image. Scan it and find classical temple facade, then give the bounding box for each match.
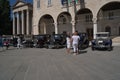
[12,0,120,40]
[12,0,33,35]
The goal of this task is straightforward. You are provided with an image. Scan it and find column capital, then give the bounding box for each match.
[27,10,29,14]
[71,20,75,25]
[92,18,97,23]
[53,22,57,25]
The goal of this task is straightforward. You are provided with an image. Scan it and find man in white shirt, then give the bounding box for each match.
[71,31,80,55]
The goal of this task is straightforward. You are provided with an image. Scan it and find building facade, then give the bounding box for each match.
[12,0,120,40]
[12,1,33,36]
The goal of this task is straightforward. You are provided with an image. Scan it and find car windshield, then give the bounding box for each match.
[96,34,108,37]
[54,35,61,39]
[37,35,46,39]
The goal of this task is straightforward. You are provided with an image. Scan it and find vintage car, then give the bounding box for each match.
[2,37,13,46]
[78,32,89,49]
[91,32,112,51]
[22,40,34,48]
[45,34,66,49]
[22,35,34,48]
[33,34,50,48]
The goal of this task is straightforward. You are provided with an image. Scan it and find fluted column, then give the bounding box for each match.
[17,12,20,34]
[93,18,97,39]
[26,10,29,35]
[21,10,24,34]
[13,12,15,35]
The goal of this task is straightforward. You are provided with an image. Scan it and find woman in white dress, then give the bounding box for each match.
[66,32,71,54]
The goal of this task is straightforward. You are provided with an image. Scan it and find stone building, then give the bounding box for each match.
[12,0,33,36]
[12,0,120,40]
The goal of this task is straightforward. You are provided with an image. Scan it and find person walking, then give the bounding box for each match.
[66,32,71,54]
[71,31,80,55]
[17,37,21,49]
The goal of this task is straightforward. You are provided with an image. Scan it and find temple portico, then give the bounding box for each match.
[12,1,32,35]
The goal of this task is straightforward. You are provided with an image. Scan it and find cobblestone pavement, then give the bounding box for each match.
[0,46,120,80]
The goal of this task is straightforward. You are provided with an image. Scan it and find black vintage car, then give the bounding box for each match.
[22,40,34,48]
[78,32,89,49]
[22,35,34,48]
[46,34,66,49]
[33,34,50,48]
[91,32,112,51]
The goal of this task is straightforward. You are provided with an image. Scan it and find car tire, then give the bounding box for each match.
[108,46,112,51]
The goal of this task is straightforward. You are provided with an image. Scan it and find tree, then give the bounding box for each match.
[0,0,12,35]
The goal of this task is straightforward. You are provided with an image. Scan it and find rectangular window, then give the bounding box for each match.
[61,0,68,7]
[37,0,40,8]
[48,0,51,6]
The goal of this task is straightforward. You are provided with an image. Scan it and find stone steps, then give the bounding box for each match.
[112,36,120,43]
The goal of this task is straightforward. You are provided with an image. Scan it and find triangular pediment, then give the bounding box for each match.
[13,1,26,8]
[16,2,25,7]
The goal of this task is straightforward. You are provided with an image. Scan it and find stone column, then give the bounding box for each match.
[54,23,58,34]
[13,12,15,35]
[26,10,30,35]
[43,23,46,34]
[93,18,97,39]
[21,10,24,35]
[17,12,20,34]
[71,20,76,33]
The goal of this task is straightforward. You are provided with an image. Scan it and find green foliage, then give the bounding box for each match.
[0,0,12,35]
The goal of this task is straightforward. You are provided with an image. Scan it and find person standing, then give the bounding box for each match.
[13,36,17,47]
[66,32,71,54]
[17,37,21,49]
[0,36,3,50]
[4,39,9,50]
[71,31,80,55]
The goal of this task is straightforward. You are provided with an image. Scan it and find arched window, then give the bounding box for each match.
[105,26,111,35]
